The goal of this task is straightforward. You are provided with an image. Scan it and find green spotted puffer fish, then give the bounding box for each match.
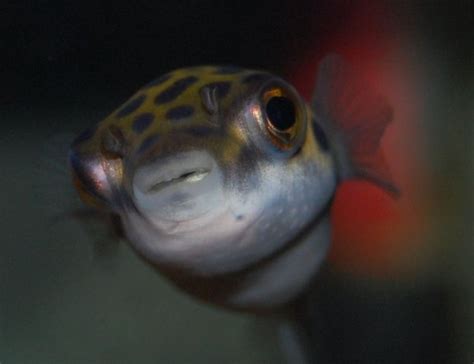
[69,55,397,312]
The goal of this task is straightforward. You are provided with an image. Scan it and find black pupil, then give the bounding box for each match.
[265,96,296,130]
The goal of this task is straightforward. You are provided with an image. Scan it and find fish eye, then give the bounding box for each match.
[265,96,296,131]
[261,86,304,150]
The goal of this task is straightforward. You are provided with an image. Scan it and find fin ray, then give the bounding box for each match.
[312,54,399,197]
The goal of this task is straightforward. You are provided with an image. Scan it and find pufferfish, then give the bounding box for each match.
[69,55,397,312]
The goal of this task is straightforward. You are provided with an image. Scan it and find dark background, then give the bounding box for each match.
[3,0,326,112]
[1,1,472,363]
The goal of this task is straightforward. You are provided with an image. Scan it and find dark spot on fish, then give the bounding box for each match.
[183,126,215,137]
[313,120,329,151]
[165,105,194,120]
[214,65,242,74]
[72,126,95,146]
[144,73,172,88]
[132,113,154,133]
[236,214,244,221]
[231,145,260,191]
[154,76,198,105]
[242,72,267,84]
[201,81,231,99]
[138,134,160,154]
[116,94,146,118]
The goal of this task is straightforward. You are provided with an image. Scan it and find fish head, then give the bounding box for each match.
[69,66,337,275]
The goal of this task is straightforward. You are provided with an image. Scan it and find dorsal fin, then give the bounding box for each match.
[312,54,399,197]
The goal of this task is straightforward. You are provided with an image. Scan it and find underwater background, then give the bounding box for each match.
[1,1,472,363]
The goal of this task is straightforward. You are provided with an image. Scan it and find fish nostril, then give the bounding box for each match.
[101,125,126,158]
[69,127,125,211]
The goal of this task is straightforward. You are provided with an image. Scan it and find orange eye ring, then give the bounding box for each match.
[261,87,303,150]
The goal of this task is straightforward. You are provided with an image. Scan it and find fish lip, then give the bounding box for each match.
[132,150,224,224]
[144,167,211,194]
[133,151,215,196]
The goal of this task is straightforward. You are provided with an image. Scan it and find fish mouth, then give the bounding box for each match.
[132,151,225,224]
[145,168,211,194]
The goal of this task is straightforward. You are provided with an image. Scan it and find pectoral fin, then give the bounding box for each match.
[312,54,399,197]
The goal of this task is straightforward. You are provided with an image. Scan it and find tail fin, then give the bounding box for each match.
[312,54,399,197]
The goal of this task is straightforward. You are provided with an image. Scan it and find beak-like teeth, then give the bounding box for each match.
[146,168,210,194]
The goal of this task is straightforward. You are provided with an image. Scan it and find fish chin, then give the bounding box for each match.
[121,201,260,275]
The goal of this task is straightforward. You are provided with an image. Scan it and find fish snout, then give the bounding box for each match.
[69,127,125,209]
[69,147,112,208]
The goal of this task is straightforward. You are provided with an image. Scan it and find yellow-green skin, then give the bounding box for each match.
[70,65,337,311]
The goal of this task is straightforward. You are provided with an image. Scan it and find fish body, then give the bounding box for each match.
[69,56,396,311]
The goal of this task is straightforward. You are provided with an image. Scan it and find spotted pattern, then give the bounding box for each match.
[116,94,146,118]
[166,105,195,120]
[144,73,172,88]
[201,81,231,99]
[154,76,198,105]
[183,126,216,137]
[77,66,283,162]
[138,134,160,154]
[132,113,154,133]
